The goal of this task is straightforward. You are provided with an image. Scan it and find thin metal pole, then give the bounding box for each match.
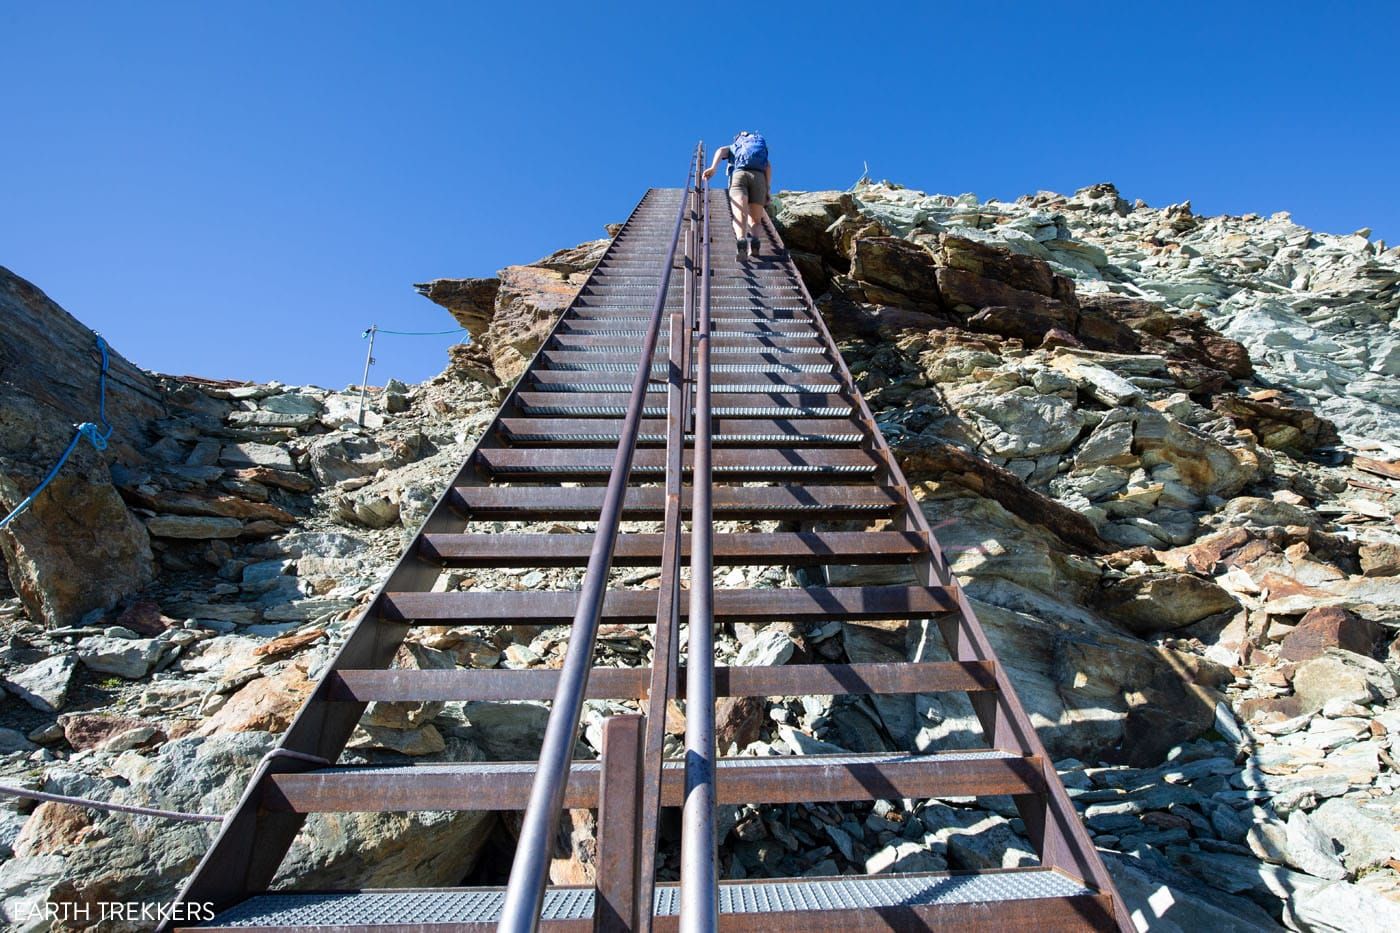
[498,145,701,933]
[680,170,718,933]
[357,325,377,428]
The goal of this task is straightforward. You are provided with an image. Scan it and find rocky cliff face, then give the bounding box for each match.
[1,184,1398,931]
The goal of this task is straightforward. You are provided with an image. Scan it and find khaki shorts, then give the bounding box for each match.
[730,168,769,206]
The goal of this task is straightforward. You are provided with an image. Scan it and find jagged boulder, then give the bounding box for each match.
[417,240,607,383]
[0,267,159,626]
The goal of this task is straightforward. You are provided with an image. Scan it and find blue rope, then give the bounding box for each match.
[0,336,114,531]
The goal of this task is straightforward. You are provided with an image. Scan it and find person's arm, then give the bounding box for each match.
[701,147,731,180]
[764,162,773,204]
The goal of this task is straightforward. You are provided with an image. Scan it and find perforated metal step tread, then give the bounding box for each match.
[197,869,1096,928]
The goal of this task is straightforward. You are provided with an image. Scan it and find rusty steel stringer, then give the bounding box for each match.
[162,145,1133,933]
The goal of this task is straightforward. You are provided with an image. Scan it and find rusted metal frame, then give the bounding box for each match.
[764,215,1133,929]
[498,149,700,933]
[633,173,700,931]
[527,370,840,389]
[512,392,855,419]
[383,585,957,626]
[260,750,1044,813]
[447,485,902,522]
[634,310,690,930]
[473,448,882,479]
[420,530,927,567]
[596,715,645,933]
[550,334,822,350]
[160,189,672,931]
[680,172,719,933]
[324,660,999,704]
[497,418,867,446]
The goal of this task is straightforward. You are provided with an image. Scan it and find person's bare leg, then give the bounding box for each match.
[729,187,750,241]
[747,202,765,242]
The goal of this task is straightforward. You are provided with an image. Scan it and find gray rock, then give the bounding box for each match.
[0,808,26,858]
[1102,851,1279,932]
[261,393,323,416]
[0,727,37,753]
[0,269,160,628]
[77,635,163,679]
[1285,810,1348,880]
[734,628,795,667]
[865,839,946,874]
[1289,879,1400,932]
[959,388,1085,458]
[1293,649,1398,712]
[145,514,244,539]
[219,442,295,470]
[457,701,571,760]
[1310,798,1400,873]
[227,410,318,429]
[0,653,77,712]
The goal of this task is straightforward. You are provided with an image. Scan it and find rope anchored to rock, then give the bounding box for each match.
[0,782,224,823]
[0,749,329,824]
[0,335,116,531]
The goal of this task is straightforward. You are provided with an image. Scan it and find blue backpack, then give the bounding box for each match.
[731,132,768,171]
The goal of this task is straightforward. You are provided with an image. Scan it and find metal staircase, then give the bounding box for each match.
[167,145,1132,932]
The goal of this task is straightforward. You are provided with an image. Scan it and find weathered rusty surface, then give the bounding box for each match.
[168,165,1132,932]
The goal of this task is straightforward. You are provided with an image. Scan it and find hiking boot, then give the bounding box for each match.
[748,234,761,258]
[737,237,749,259]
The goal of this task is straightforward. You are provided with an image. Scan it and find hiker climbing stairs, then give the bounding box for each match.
[165,145,1133,932]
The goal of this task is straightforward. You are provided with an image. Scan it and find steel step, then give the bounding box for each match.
[549,334,825,350]
[379,585,956,625]
[538,351,833,372]
[474,447,881,479]
[528,371,841,391]
[418,530,927,567]
[447,484,902,520]
[326,660,998,704]
[496,417,865,446]
[513,392,854,418]
[556,321,816,335]
[262,749,1041,813]
[190,869,1107,932]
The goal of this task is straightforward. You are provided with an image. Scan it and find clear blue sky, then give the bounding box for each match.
[3,2,1396,388]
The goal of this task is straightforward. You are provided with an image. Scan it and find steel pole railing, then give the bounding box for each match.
[679,169,718,932]
[498,144,702,933]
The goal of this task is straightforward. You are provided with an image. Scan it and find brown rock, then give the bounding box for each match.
[849,237,943,305]
[59,712,163,750]
[1096,572,1240,635]
[230,465,315,493]
[1084,295,1252,383]
[1360,542,1400,577]
[1213,391,1339,453]
[1163,528,1252,575]
[966,305,1079,346]
[412,277,499,338]
[1073,306,1142,353]
[115,599,177,636]
[118,487,296,524]
[715,695,766,751]
[1279,607,1384,662]
[13,802,95,857]
[937,234,1070,299]
[771,190,860,259]
[1,267,159,626]
[895,437,1109,554]
[253,626,326,662]
[199,663,314,734]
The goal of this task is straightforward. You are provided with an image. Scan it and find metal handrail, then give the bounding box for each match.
[497,144,702,933]
[679,171,718,931]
